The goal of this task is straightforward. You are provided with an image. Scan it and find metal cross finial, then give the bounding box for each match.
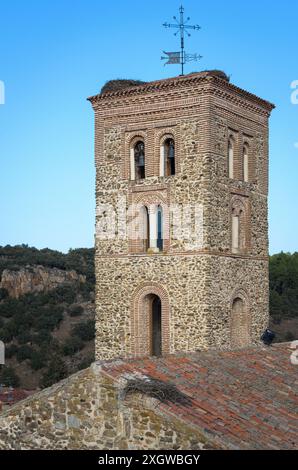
[162,4,202,75]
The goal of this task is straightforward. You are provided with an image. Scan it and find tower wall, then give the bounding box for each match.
[89,73,274,360]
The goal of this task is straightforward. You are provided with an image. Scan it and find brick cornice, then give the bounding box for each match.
[87,72,275,115]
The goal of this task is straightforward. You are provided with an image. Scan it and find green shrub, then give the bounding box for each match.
[16,331,33,344]
[34,330,53,346]
[0,366,20,387]
[5,344,18,358]
[77,354,94,371]
[0,327,14,343]
[72,320,95,342]
[16,344,34,362]
[53,285,77,304]
[68,304,84,317]
[35,306,63,331]
[0,288,8,301]
[40,356,67,388]
[63,336,84,356]
[285,331,295,342]
[30,350,47,370]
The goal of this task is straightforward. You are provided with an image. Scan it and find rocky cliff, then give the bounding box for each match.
[0,266,86,299]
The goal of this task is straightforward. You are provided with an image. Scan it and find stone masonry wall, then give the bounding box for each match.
[0,364,206,450]
[90,73,274,360]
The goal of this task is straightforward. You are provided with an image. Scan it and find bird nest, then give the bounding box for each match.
[101,79,146,94]
[122,376,192,406]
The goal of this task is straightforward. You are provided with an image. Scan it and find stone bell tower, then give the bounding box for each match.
[88,72,274,361]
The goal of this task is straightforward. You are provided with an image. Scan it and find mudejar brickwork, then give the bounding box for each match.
[88,71,275,361]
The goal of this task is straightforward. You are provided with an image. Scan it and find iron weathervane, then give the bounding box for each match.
[162,5,202,75]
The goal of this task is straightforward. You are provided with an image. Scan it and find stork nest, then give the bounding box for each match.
[122,376,192,407]
[101,79,146,94]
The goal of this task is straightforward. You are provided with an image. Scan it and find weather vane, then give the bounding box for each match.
[162,4,202,76]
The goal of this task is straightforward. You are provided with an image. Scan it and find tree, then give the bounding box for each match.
[68,305,84,317]
[0,366,20,387]
[0,288,8,301]
[63,336,84,356]
[40,356,67,388]
[72,320,95,341]
[16,345,34,362]
[30,350,47,370]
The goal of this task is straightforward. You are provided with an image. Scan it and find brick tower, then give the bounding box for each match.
[88,71,274,360]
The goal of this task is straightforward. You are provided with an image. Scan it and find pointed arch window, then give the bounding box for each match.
[228,137,234,179]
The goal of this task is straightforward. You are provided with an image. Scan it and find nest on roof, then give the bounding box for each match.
[101,79,147,94]
[122,376,193,406]
[204,70,230,81]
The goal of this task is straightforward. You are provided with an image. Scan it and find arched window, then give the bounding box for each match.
[134,141,145,180]
[231,296,250,348]
[151,295,162,356]
[160,138,175,177]
[139,206,149,252]
[231,200,247,254]
[231,210,239,253]
[157,206,163,251]
[165,138,175,176]
[228,138,234,179]
[243,143,249,182]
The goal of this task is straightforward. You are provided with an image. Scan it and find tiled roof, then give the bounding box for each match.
[100,343,297,450]
[0,389,29,406]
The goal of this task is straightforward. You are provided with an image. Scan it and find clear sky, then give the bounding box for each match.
[0,0,297,254]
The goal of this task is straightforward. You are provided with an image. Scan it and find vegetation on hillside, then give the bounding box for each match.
[0,246,297,388]
[0,245,95,389]
[269,252,298,342]
[0,244,95,284]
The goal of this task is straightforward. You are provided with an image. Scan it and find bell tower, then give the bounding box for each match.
[88,72,274,360]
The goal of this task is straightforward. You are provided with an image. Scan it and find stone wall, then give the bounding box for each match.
[0,364,206,450]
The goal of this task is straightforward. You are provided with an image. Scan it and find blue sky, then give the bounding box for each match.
[0,0,297,253]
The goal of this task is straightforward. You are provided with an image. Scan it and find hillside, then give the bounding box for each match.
[0,245,297,390]
[0,245,95,390]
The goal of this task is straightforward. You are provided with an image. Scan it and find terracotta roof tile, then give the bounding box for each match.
[100,343,298,449]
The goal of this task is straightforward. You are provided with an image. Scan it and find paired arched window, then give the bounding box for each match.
[130,136,176,180]
[243,143,249,182]
[228,137,234,179]
[160,137,176,177]
[231,201,247,253]
[139,204,163,253]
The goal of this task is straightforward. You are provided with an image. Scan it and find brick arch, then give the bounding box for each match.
[131,282,170,357]
[129,133,146,149]
[155,127,180,176]
[123,130,147,179]
[132,192,168,207]
[230,195,251,253]
[230,288,251,349]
